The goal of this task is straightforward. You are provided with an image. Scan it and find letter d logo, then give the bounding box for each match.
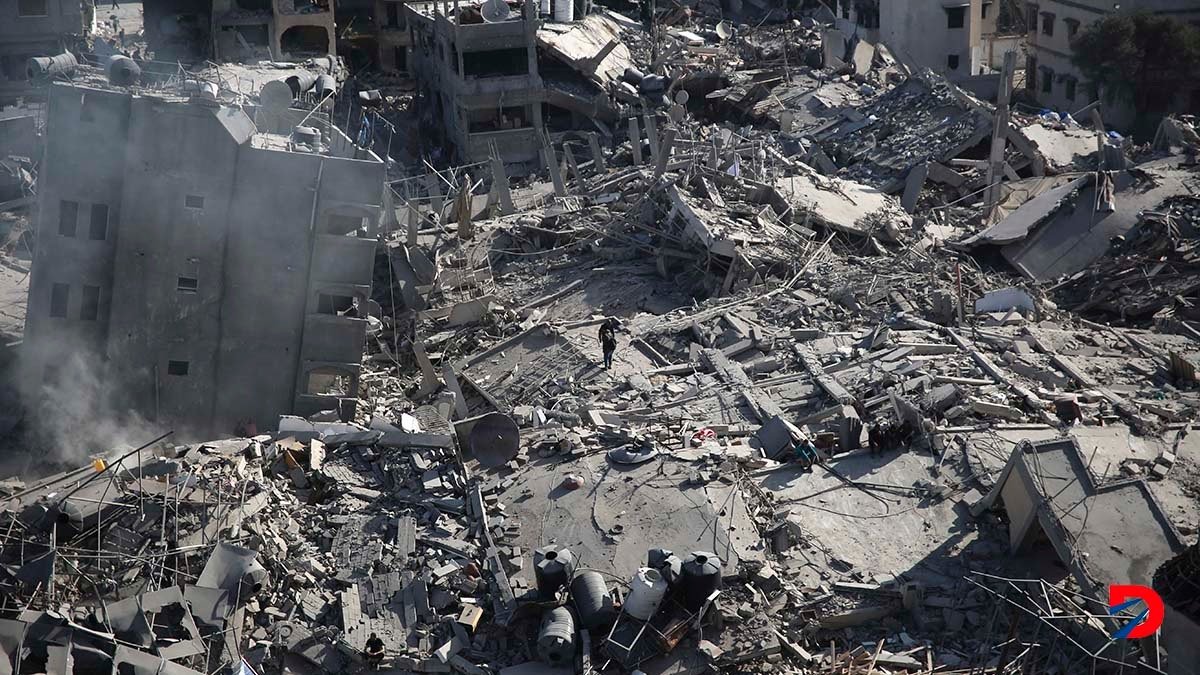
[1108,584,1164,639]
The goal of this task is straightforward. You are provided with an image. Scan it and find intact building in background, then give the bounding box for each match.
[21,78,385,436]
[1024,0,1200,128]
[832,0,992,80]
[0,0,94,103]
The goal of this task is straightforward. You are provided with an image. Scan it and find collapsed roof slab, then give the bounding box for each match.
[774,171,912,239]
[536,13,635,92]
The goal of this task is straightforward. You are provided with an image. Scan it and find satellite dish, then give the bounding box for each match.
[669,104,685,123]
[481,0,512,22]
[716,21,733,40]
[467,412,520,468]
[674,89,689,105]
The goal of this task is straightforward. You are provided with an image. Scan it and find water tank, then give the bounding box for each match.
[182,79,218,100]
[260,79,295,112]
[105,55,141,86]
[553,0,573,22]
[621,67,645,86]
[570,571,616,629]
[314,73,337,99]
[537,606,575,665]
[292,126,321,148]
[533,546,575,599]
[648,548,682,584]
[285,72,318,97]
[624,567,667,620]
[27,52,78,80]
[680,551,721,612]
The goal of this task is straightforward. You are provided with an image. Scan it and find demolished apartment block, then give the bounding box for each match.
[145,0,337,62]
[20,73,385,436]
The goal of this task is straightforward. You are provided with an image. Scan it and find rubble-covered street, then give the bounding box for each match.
[3,0,1200,674]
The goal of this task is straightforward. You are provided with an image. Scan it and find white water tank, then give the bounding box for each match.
[624,567,667,620]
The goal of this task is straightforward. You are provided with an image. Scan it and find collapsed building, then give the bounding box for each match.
[20,73,385,437]
[144,0,336,62]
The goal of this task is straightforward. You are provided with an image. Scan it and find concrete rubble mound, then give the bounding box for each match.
[3,1,1200,675]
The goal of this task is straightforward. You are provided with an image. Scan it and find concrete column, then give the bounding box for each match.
[628,117,643,165]
[406,200,420,246]
[489,153,515,214]
[563,143,582,184]
[653,127,676,179]
[425,172,445,220]
[644,112,660,162]
[587,132,606,172]
[542,139,567,197]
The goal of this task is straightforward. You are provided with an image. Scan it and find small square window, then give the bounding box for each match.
[59,200,78,237]
[185,195,205,209]
[946,6,966,29]
[177,276,199,293]
[80,285,100,321]
[167,360,190,376]
[947,54,961,70]
[89,203,108,240]
[50,283,69,318]
[18,0,48,16]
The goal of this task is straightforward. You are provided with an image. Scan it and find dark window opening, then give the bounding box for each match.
[462,48,528,78]
[467,105,530,133]
[946,6,966,29]
[947,54,960,70]
[178,276,199,293]
[1065,18,1079,38]
[80,285,100,321]
[982,2,989,19]
[1041,12,1054,36]
[168,360,190,376]
[233,0,271,10]
[59,200,78,237]
[1026,4,1038,32]
[306,367,352,396]
[89,203,108,240]
[317,293,357,315]
[185,194,204,209]
[393,46,407,71]
[50,283,69,318]
[1025,56,1037,90]
[325,213,366,234]
[18,0,48,16]
[386,3,399,27]
[1064,78,1077,101]
[280,25,328,55]
[1041,68,1053,93]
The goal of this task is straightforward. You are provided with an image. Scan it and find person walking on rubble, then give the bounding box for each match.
[599,317,619,370]
[364,632,385,670]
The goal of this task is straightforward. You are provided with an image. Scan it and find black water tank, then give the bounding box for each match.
[680,551,721,612]
[534,546,575,599]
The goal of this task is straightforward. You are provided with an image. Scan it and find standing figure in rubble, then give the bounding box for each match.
[364,632,385,670]
[599,317,619,370]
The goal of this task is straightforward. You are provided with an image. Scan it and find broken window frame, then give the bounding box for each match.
[80,285,100,321]
[90,203,109,240]
[946,6,967,30]
[50,283,69,318]
[59,200,78,237]
[17,0,48,17]
[304,366,355,397]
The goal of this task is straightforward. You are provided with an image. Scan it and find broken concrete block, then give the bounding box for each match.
[969,399,1025,421]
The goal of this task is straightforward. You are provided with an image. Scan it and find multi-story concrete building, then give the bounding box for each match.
[21,78,385,436]
[375,0,413,74]
[1024,0,1200,129]
[144,0,336,62]
[0,0,93,103]
[833,0,988,80]
[405,0,542,164]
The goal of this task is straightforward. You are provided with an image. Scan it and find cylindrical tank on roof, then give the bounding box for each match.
[106,55,140,86]
[533,545,575,600]
[26,52,78,80]
[314,73,337,99]
[621,67,645,86]
[285,71,318,97]
[182,79,218,99]
[260,79,295,112]
[537,606,575,665]
[680,551,722,612]
[570,571,616,629]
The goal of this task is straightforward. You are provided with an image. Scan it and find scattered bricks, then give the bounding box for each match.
[753,564,783,595]
[697,639,725,663]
